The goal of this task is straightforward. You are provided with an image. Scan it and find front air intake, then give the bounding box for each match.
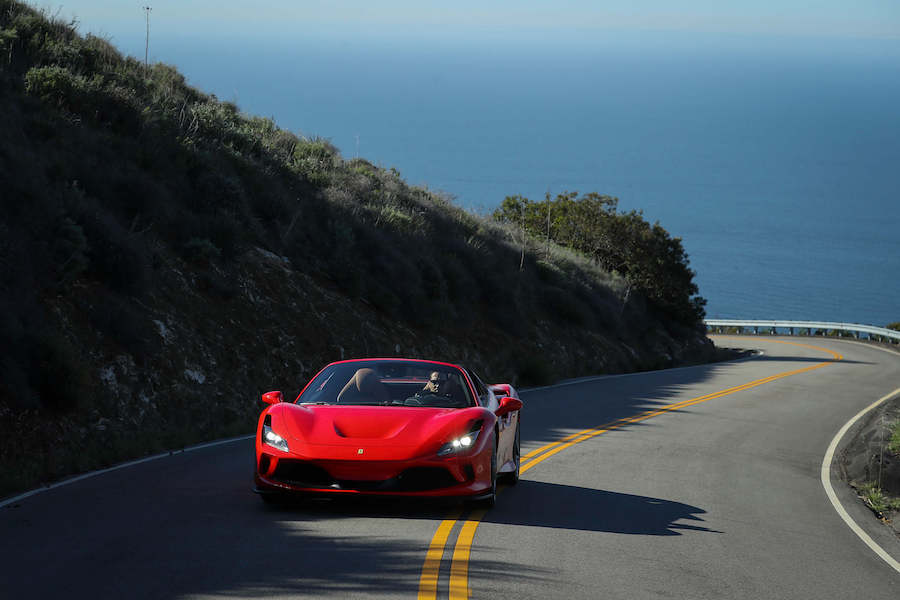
[271,460,334,487]
[258,454,271,474]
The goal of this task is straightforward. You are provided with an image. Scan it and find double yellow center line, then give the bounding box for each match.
[417,340,842,600]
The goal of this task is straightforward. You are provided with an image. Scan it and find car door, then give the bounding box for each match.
[470,371,515,467]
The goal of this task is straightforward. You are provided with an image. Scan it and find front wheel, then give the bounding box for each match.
[474,440,497,509]
[501,423,520,485]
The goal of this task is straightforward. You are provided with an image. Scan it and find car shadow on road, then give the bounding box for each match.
[488,479,720,536]
[261,492,466,520]
[519,361,729,453]
[204,493,552,597]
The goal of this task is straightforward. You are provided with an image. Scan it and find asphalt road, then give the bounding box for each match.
[2,336,899,599]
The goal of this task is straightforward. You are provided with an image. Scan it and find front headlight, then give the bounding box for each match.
[263,422,289,452]
[437,427,481,457]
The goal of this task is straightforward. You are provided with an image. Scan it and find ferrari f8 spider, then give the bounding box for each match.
[254,358,522,506]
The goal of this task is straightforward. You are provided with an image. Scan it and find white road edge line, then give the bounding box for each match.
[820,387,900,574]
[0,434,255,509]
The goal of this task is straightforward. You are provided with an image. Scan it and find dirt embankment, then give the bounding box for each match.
[838,396,900,536]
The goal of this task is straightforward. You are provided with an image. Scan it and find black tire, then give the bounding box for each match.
[256,472,287,506]
[259,491,286,505]
[476,438,498,509]
[501,423,521,485]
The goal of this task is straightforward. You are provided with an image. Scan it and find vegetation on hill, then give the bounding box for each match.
[0,1,712,496]
[493,192,705,325]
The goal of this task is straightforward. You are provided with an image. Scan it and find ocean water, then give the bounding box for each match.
[138,28,900,326]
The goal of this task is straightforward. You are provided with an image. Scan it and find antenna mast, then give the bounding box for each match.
[143,6,152,70]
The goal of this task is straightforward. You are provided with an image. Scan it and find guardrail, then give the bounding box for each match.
[704,319,900,344]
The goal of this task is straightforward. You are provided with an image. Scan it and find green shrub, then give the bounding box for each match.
[0,26,19,63]
[417,257,449,303]
[207,215,242,260]
[52,213,88,285]
[189,168,247,215]
[76,207,149,293]
[441,253,478,309]
[80,34,122,72]
[265,128,301,162]
[541,285,593,327]
[40,36,81,68]
[24,64,92,105]
[889,420,900,455]
[291,136,340,184]
[25,329,89,412]
[183,237,221,261]
[148,62,203,105]
[514,352,555,387]
[88,295,157,360]
[858,482,900,515]
[24,64,141,132]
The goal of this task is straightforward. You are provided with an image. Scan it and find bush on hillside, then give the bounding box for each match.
[494,191,705,326]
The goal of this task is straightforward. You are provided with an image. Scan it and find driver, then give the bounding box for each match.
[411,371,463,406]
[422,371,445,394]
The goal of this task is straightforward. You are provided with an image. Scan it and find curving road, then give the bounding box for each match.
[1,337,899,599]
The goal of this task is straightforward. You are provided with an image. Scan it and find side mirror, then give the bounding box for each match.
[262,390,284,405]
[495,396,523,417]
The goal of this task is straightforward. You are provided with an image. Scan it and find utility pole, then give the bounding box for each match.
[544,189,552,261]
[519,202,526,272]
[143,6,152,71]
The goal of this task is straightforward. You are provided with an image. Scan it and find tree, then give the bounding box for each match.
[493,190,706,325]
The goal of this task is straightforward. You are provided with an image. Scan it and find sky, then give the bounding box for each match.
[48,1,900,43]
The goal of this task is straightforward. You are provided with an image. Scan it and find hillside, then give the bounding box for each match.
[0,1,714,496]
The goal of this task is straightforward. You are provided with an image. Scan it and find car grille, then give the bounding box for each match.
[271,460,334,487]
[393,467,461,491]
[270,460,460,492]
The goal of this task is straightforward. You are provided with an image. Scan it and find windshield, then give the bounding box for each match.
[297,360,474,408]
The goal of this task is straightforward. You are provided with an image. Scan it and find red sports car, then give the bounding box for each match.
[254,358,523,506]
